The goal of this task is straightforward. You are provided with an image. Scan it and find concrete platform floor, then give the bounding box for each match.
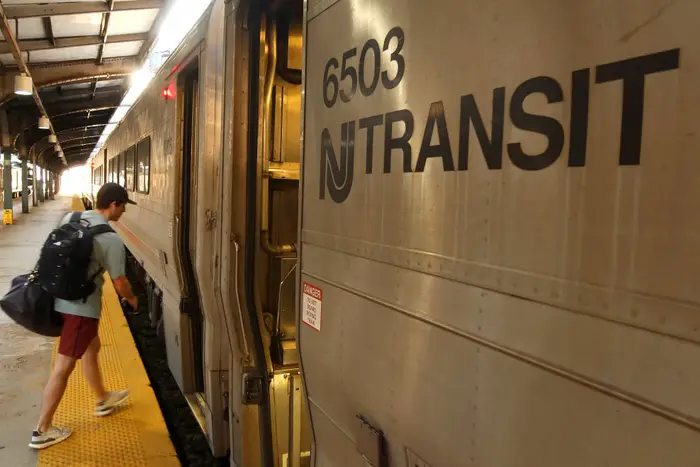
[0,196,70,467]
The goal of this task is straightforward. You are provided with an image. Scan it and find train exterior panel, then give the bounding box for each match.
[299,0,700,466]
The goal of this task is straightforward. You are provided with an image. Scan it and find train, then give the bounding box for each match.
[88,0,700,466]
[0,160,33,200]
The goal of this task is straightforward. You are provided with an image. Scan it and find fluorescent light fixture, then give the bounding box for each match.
[14,74,32,96]
[86,0,213,168]
[48,134,57,143]
[38,116,50,129]
[109,106,130,123]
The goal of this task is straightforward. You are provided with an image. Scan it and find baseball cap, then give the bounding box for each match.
[96,182,137,207]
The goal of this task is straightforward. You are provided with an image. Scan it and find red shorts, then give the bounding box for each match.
[58,314,99,359]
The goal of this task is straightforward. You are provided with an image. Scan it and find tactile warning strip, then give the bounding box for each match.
[38,211,179,466]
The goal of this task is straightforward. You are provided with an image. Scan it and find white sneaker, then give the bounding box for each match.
[95,389,130,416]
[28,426,72,449]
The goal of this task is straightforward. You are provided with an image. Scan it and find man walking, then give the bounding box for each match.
[29,183,140,449]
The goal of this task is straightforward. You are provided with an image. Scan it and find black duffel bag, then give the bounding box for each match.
[0,272,62,337]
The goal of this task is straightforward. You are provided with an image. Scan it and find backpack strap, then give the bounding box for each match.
[85,223,116,283]
[87,224,115,235]
[69,211,82,224]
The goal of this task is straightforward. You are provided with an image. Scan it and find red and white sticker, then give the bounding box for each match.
[302,282,322,331]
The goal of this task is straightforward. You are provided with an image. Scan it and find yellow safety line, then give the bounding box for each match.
[38,197,179,466]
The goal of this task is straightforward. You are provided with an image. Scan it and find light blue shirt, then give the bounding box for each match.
[54,211,126,319]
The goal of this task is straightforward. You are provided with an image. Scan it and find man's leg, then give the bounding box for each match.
[82,336,107,402]
[36,354,76,432]
[30,314,95,449]
[82,332,130,416]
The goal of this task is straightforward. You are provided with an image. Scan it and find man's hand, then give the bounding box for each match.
[113,276,138,312]
[121,295,138,311]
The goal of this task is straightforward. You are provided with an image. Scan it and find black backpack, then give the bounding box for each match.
[35,212,114,301]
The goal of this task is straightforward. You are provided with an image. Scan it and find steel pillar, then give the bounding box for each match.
[3,151,12,224]
[38,167,44,203]
[21,159,28,213]
[31,158,38,206]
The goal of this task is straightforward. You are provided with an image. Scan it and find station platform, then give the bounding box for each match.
[0,195,179,466]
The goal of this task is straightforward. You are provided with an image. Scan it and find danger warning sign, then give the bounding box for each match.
[302,282,322,331]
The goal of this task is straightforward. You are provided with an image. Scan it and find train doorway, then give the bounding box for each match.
[178,64,206,403]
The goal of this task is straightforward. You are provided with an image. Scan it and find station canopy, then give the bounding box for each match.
[0,0,176,172]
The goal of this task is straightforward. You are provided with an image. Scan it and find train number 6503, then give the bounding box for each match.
[323,26,406,108]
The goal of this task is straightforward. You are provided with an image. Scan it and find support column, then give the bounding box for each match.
[21,159,28,213]
[31,158,38,207]
[49,172,55,200]
[3,151,12,225]
[38,167,44,203]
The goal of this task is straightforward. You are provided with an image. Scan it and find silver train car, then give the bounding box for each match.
[90,0,700,465]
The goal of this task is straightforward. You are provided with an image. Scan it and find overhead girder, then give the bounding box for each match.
[40,85,123,102]
[39,141,99,160]
[28,127,106,154]
[0,58,135,106]
[11,106,113,147]
[34,133,101,152]
[24,115,110,153]
[8,96,120,118]
[3,0,164,18]
[0,33,149,55]
[52,106,118,119]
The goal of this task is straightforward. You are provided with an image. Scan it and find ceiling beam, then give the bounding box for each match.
[97,0,116,65]
[26,124,108,154]
[34,134,101,152]
[4,0,163,19]
[0,60,133,105]
[41,84,123,100]
[50,104,118,119]
[0,33,147,54]
[52,107,116,119]
[42,17,56,48]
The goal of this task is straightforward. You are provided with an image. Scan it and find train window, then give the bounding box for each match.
[108,158,114,183]
[125,146,135,191]
[93,165,102,186]
[118,152,126,187]
[137,136,150,194]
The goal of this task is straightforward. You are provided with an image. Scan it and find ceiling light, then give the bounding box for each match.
[38,116,49,129]
[48,134,57,143]
[14,73,32,96]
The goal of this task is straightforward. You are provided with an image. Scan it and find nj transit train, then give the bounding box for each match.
[89,0,700,466]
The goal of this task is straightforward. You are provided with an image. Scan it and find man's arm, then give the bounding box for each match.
[103,238,138,310]
[112,276,138,310]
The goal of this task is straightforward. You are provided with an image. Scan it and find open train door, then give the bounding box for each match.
[174,60,207,412]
